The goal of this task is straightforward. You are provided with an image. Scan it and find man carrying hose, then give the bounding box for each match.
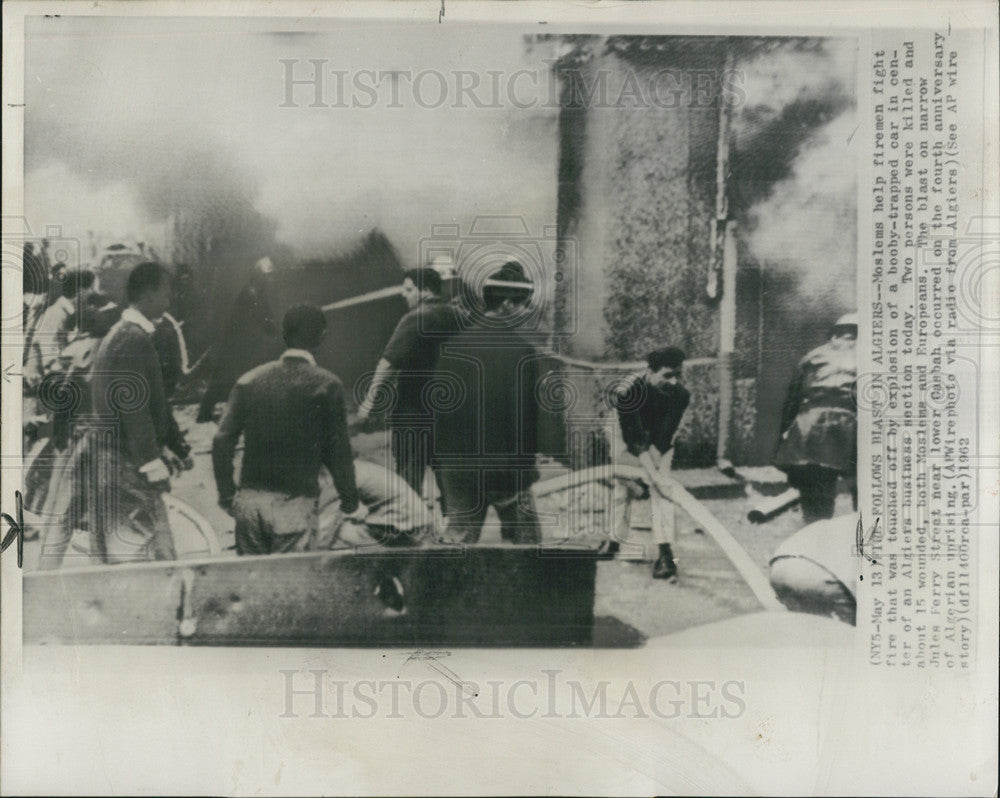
[610,347,690,580]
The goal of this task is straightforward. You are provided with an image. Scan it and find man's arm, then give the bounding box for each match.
[659,386,690,453]
[323,380,360,514]
[152,321,183,396]
[113,334,168,471]
[357,357,396,420]
[359,312,422,420]
[212,381,246,508]
[164,410,192,464]
[615,380,650,457]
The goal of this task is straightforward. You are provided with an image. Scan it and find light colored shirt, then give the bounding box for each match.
[281,348,316,366]
[31,295,76,377]
[120,306,157,335]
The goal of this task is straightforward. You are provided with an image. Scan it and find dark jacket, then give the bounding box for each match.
[615,374,690,457]
[91,315,173,468]
[212,353,359,512]
[773,337,857,473]
[432,324,544,492]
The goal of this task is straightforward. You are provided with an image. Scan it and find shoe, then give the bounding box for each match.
[652,543,678,581]
[596,540,620,559]
[374,574,406,615]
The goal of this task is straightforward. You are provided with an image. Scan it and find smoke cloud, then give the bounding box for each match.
[23,18,557,266]
[732,39,858,314]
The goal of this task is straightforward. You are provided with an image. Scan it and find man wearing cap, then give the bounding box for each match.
[357,267,461,504]
[774,313,858,524]
[431,261,544,544]
[213,304,360,555]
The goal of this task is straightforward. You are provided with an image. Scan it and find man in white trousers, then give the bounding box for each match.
[610,347,690,580]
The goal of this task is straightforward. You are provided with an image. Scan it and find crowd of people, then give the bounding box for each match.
[21,245,858,583]
[23,260,195,567]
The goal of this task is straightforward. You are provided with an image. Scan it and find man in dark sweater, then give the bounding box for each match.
[612,347,690,579]
[431,261,544,544]
[213,304,359,555]
[88,262,181,563]
[357,267,461,502]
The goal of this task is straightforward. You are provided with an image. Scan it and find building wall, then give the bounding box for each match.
[557,50,722,362]
[554,43,753,467]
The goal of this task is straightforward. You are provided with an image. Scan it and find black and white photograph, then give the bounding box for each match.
[2,3,997,795]
[16,17,860,643]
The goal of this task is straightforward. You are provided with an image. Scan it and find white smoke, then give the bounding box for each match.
[745,110,858,310]
[24,18,558,263]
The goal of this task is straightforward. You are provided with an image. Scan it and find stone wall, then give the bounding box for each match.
[556,49,723,362]
[552,41,745,466]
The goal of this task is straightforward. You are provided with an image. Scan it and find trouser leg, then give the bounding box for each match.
[439,470,488,544]
[493,488,542,544]
[234,491,269,555]
[78,439,110,564]
[148,495,177,561]
[83,444,177,564]
[104,491,176,563]
[650,494,677,545]
[196,386,216,422]
[196,373,229,422]
[390,424,432,498]
[30,443,75,570]
[796,466,839,524]
[432,465,447,516]
[37,518,73,571]
[234,490,317,554]
[654,450,677,545]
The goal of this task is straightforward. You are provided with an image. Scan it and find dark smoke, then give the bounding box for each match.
[730,94,854,214]
[26,103,280,354]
